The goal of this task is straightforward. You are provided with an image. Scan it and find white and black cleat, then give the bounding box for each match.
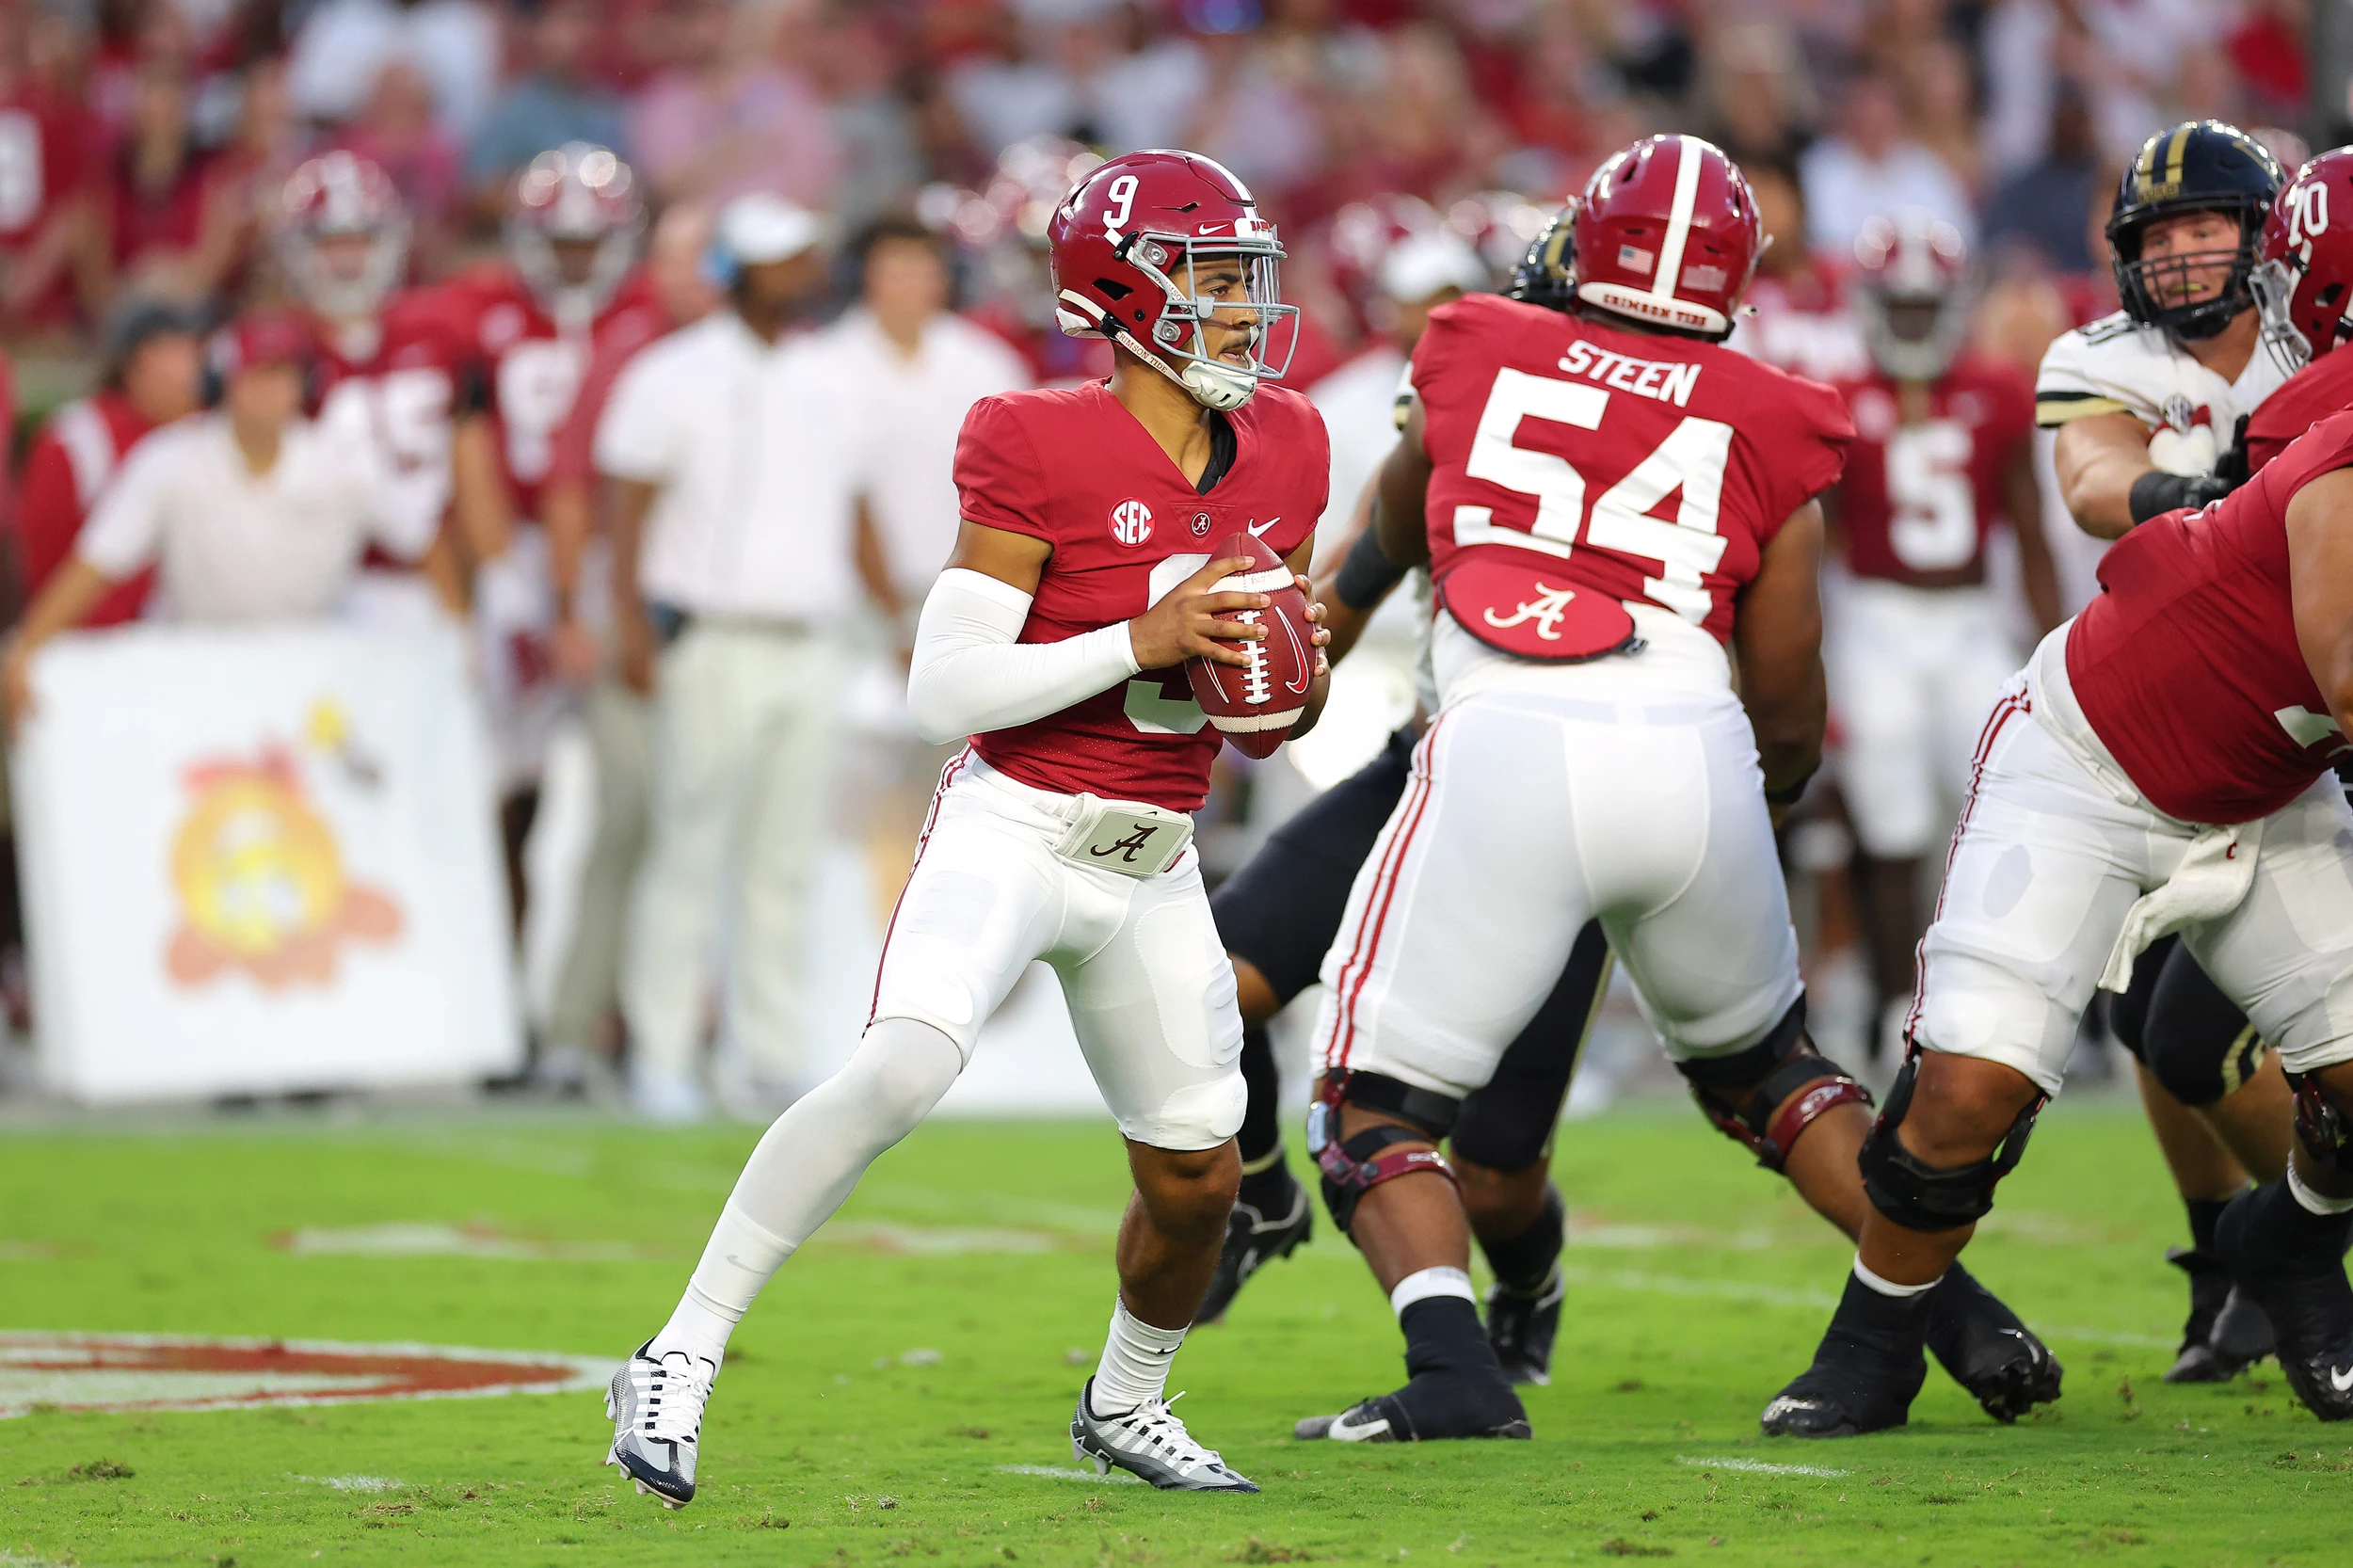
[1197,1178,1314,1323]
[1070,1379,1258,1492]
[605,1339,715,1508]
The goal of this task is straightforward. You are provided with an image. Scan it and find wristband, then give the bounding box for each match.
[1333,524,1409,611]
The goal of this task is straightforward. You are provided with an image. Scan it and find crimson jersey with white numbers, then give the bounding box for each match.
[2067,409,2353,824]
[311,287,473,489]
[952,381,1326,811]
[1831,358,2034,587]
[444,267,664,520]
[1415,294,1852,642]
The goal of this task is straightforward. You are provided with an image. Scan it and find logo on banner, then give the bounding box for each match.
[164,700,402,990]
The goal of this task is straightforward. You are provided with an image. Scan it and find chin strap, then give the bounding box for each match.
[1111,324,1257,411]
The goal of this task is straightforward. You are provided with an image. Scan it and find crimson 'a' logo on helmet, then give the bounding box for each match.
[1110,500,1154,546]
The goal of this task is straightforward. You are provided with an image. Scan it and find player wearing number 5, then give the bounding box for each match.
[605,151,1332,1500]
[1824,213,2061,1064]
[1295,137,2058,1445]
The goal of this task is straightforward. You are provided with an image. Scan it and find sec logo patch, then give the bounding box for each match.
[1110,500,1154,546]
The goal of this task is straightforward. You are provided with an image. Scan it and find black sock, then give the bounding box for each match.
[1399,1295,1505,1380]
[2185,1194,2235,1256]
[1478,1185,1563,1296]
[2228,1178,2353,1272]
[1833,1270,1936,1352]
[1234,1025,1293,1211]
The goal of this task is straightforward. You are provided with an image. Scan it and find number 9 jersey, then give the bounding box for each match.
[1413,291,1851,660]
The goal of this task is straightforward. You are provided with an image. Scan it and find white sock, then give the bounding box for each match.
[1090,1299,1187,1415]
[2288,1164,2353,1216]
[646,1019,964,1365]
[1852,1256,1942,1298]
[1389,1265,1477,1315]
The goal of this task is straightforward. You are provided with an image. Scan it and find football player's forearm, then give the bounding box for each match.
[2053,417,2154,539]
[906,568,1140,745]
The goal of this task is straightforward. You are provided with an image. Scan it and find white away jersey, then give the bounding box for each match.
[2034,310,2284,476]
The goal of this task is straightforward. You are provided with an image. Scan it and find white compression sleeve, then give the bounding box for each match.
[905,568,1142,745]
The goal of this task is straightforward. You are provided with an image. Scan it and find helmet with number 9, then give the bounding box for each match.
[1047,149,1298,411]
[2106,120,2281,342]
[2252,147,2353,374]
[505,142,646,324]
[1570,135,1761,340]
[1852,209,1973,383]
[274,152,408,320]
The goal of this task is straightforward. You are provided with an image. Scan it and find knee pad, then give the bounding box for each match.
[2289,1071,2353,1176]
[1676,1000,1873,1173]
[1307,1071,1462,1240]
[1858,1052,2044,1233]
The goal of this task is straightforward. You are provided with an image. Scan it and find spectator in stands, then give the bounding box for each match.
[808,8,923,234]
[627,0,840,212]
[285,0,500,146]
[105,59,241,308]
[0,7,104,332]
[2,311,442,728]
[599,194,873,1121]
[10,300,203,630]
[536,200,720,1098]
[1699,20,1815,173]
[1799,65,1974,252]
[1986,80,2103,276]
[467,0,628,223]
[328,59,463,268]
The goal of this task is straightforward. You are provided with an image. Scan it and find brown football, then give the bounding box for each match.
[1185,532,1315,760]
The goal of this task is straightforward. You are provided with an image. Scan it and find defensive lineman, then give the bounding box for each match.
[1294,139,2057,1444]
[605,149,1330,1497]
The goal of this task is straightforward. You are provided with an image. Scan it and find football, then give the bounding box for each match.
[1185,531,1315,760]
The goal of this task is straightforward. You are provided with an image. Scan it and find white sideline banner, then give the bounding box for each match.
[13,624,520,1102]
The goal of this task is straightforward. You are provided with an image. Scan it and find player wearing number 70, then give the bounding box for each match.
[1291,136,2060,1445]
[604,149,1334,1501]
[1822,213,2062,1067]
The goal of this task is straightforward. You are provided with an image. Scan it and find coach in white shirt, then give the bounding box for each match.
[600,194,871,1121]
[3,311,442,725]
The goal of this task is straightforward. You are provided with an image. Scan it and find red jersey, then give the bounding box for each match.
[2067,409,2353,824]
[2244,345,2353,475]
[16,389,154,626]
[1832,358,2035,586]
[312,286,475,484]
[951,382,1328,811]
[1414,294,1852,643]
[0,88,94,248]
[447,268,666,520]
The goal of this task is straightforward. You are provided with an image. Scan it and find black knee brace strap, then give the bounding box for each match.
[1309,1071,1463,1240]
[1676,1001,1872,1172]
[1858,1052,2045,1233]
[2288,1071,2353,1175]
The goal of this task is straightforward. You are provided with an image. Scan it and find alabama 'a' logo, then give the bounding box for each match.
[1110,499,1154,546]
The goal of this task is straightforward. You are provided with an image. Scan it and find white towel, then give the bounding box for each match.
[2097,820,2264,993]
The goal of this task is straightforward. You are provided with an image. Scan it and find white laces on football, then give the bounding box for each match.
[1107,1391,1225,1471]
[632,1352,713,1443]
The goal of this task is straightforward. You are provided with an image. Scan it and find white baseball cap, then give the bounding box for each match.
[1379,231,1486,305]
[716,194,825,266]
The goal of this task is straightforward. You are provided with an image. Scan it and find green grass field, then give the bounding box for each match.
[1,1100,2346,1567]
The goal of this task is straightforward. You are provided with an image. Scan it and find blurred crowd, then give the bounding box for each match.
[0,0,2316,1112]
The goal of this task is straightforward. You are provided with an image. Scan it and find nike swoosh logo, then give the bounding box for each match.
[1247,517,1279,537]
[2331,1364,2353,1392]
[1327,1409,1391,1442]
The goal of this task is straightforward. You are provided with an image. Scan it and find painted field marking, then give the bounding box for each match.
[1678,1456,1851,1479]
[997,1464,1144,1484]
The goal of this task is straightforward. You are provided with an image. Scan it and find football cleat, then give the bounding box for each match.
[605,1339,715,1508]
[1762,1274,1930,1439]
[1922,1263,2063,1421]
[1197,1176,1314,1323]
[2163,1247,2276,1382]
[1071,1380,1258,1491]
[2217,1207,2353,1422]
[1485,1265,1564,1386]
[1294,1369,1530,1443]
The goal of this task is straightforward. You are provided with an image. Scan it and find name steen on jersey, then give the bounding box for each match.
[1555,339,1703,407]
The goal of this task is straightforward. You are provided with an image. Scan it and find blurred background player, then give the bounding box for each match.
[605,150,1328,1499]
[450,141,652,930]
[2033,119,2297,1384]
[1826,211,2061,1064]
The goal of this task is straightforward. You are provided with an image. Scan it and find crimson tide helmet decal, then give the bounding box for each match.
[1570,135,1761,340]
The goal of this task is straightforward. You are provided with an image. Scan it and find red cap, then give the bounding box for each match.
[217,309,317,374]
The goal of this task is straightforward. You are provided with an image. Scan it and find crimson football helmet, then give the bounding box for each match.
[1852,210,1973,383]
[2252,147,2353,374]
[1571,135,1761,339]
[1048,150,1297,410]
[273,152,408,320]
[505,142,645,325]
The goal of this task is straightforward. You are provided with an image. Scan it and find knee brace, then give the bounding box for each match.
[1857,1052,2045,1233]
[1676,1000,1873,1173]
[2289,1071,2353,1176]
[1307,1071,1462,1240]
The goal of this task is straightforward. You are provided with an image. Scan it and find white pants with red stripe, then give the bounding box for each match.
[1311,680,1803,1096]
[867,752,1246,1151]
[1912,632,2353,1096]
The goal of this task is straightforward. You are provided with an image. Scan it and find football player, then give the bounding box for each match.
[1763,366,2353,1434]
[2036,120,2296,1384]
[1826,213,2061,1064]
[1292,137,2057,1445]
[1203,211,1606,1392]
[606,151,1331,1498]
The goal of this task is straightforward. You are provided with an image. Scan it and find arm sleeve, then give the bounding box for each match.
[952,397,1050,539]
[594,347,679,482]
[905,568,1141,746]
[73,438,171,581]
